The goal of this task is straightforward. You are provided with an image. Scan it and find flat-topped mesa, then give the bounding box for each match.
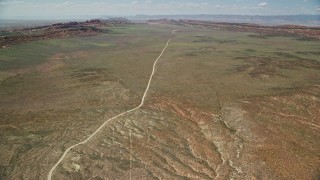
[148,19,320,40]
[0,19,132,48]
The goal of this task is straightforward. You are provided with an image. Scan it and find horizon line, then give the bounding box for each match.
[0,14,319,20]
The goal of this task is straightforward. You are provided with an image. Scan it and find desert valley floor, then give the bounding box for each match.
[0,23,319,179]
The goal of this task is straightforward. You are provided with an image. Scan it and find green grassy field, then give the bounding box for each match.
[0,23,319,179]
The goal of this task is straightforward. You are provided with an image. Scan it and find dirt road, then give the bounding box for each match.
[47,37,172,180]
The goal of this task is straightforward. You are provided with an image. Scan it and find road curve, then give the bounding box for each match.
[47,38,172,180]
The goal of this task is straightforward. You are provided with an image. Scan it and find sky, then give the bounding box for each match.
[0,0,319,19]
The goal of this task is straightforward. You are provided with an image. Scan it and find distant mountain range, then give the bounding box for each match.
[128,14,320,26]
[1,14,319,27]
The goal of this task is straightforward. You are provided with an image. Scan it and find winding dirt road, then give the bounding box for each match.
[47,37,172,180]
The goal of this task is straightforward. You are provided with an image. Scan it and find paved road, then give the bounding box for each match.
[47,38,172,180]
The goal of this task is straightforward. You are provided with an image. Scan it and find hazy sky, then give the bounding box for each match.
[1,0,319,18]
